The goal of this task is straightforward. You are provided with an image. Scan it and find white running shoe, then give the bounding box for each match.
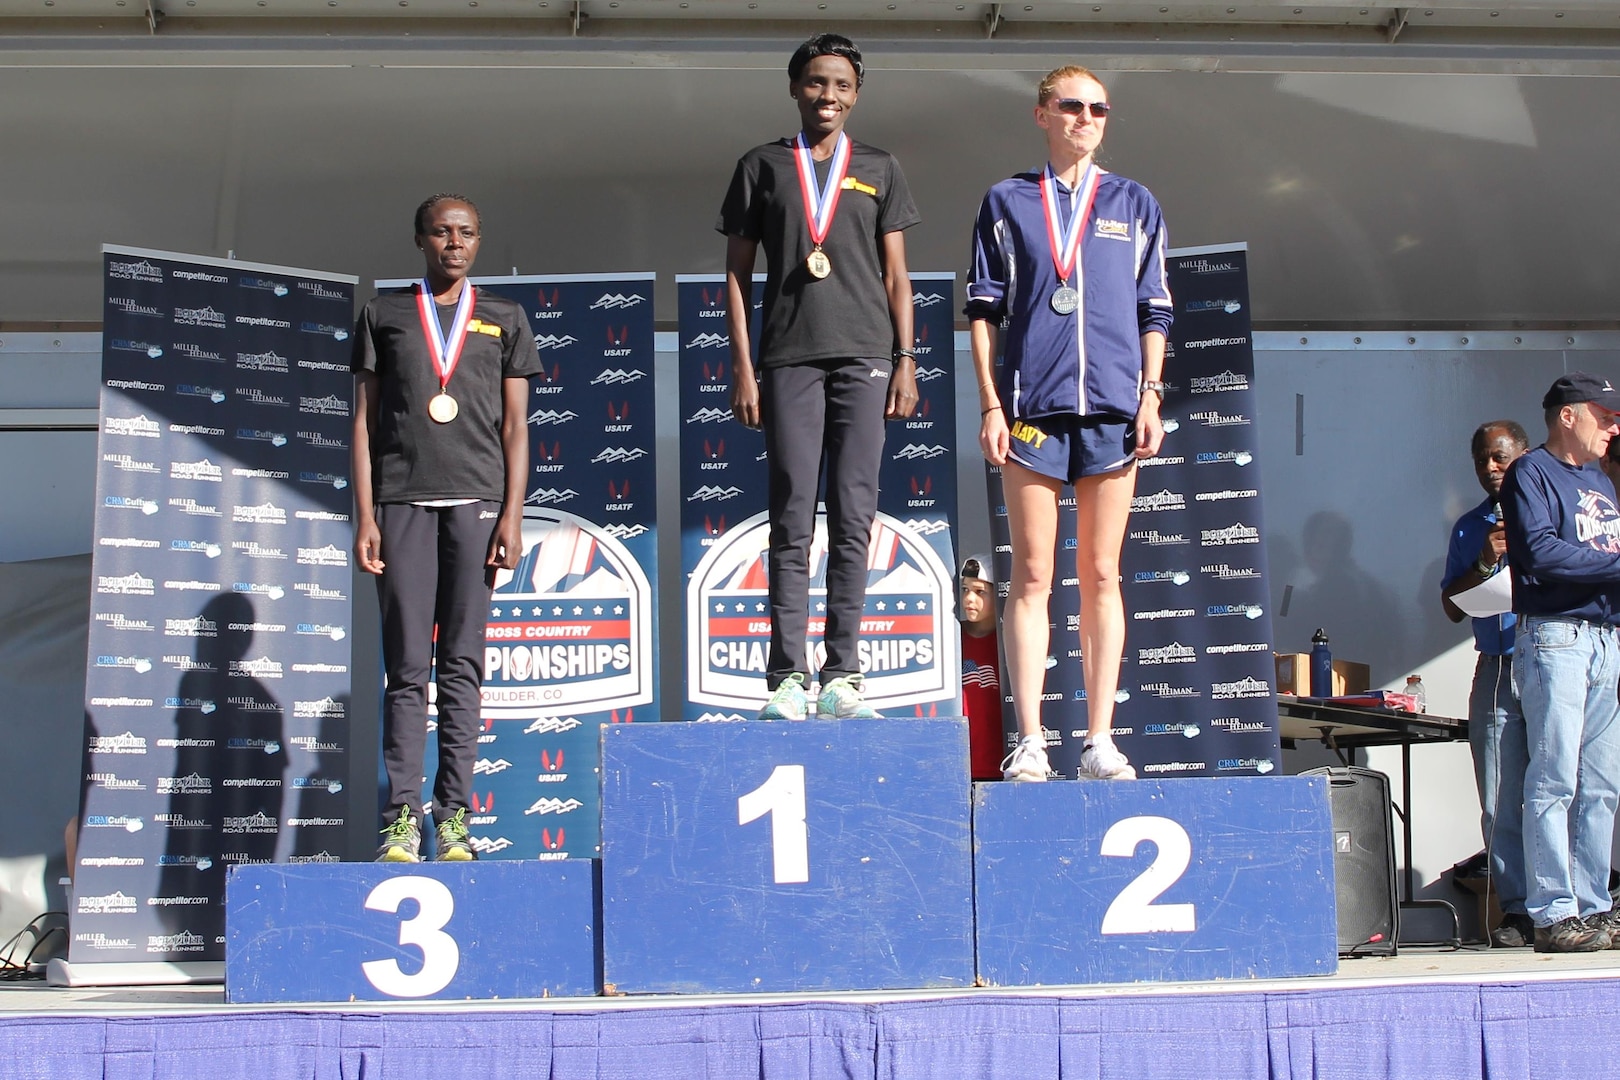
[1000,735,1050,782]
[758,672,810,721]
[1079,741,1137,780]
[816,673,881,719]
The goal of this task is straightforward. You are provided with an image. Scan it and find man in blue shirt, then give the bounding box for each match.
[1441,420,1529,947]
[1500,372,1620,952]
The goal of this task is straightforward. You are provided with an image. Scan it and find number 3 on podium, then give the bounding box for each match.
[360,876,462,997]
[738,764,809,884]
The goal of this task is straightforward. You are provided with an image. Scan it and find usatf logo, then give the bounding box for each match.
[108,258,163,282]
[239,276,289,296]
[1127,529,1188,547]
[689,510,956,711]
[105,414,161,439]
[534,441,564,474]
[592,367,646,385]
[236,350,289,373]
[539,828,568,859]
[687,406,732,425]
[97,573,155,596]
[700,440,728,471]
[1190,370,1250,394]
[1131,489,1186,513]
[1207,603,1265,619]
[174,385,226,406]
[1200,523,1261,546]
[1211,677,1272,700]
[603,326,633,358]
[533,286,564,319]
[591,291,646,310]
[78,892,138,915]
[687,332,728,349]
[1133,569,1190,585]
[173,305,227,329]
[532,361,565,394]
[905,398,934,430]
[1196,489,1259,502]
[605,400,632,431]
[1188,410,1250,427]
[697,359,729,395]
[479,508,653,718]
[1184,299,1243,314]
[529,407,578,427]
[537,748,569,783]
[523,797,584,816]
[535,334,578,351]
[605,479,633,510]
[908,475,935,509]
[109,297,163,318]
[299,394,350,416]
[1137,642,1197,665]
[688,485,742,502]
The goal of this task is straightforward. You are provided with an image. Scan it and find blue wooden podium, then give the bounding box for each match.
[225,861,599,1003]
[973,776,1338,986]
[599,719,976,994]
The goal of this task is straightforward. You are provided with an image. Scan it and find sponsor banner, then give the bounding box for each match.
[397,274,658,859]
[676,274,960,721]
[75,247,357,967]
[985,245,1280,777]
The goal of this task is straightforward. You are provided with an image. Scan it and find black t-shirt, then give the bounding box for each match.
[717,136,921,367]
[352,287,541,503]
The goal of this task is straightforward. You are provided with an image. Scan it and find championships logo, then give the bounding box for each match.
[687,510,957,710]
[474,508,653,718]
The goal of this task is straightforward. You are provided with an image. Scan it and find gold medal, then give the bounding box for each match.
[428,392,459,423]
[806,248,832,279]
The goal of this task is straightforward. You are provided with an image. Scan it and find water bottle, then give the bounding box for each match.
[1404,675,1427,713]
[1309,629,1332,697]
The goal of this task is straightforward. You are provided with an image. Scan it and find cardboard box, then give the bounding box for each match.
[1274,653,1371,697]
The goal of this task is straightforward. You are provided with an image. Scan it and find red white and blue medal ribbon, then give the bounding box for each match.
[415,279,475,421]
[793,131,852,277]
[1040,162,1099,314]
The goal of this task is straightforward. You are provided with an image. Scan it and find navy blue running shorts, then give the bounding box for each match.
[1005,413,1136,483]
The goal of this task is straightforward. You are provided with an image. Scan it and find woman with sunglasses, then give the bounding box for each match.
[966,66,1173,782]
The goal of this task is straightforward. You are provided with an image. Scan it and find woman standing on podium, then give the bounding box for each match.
[351,194,542,860]
[965,66,1174,782]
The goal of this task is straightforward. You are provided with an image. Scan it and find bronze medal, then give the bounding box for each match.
[806,248,832,279]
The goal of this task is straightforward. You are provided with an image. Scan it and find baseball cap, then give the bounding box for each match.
[960,553,995,587]
[1542,371,1620,412]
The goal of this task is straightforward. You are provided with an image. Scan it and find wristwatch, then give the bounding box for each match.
[1141,380,1167,398]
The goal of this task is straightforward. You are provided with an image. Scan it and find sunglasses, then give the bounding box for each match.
[1052,98,1111,118]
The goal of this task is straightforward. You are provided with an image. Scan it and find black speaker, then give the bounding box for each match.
[1305,765,1399,957]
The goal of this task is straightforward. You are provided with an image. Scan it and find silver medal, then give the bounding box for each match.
[1050,286,1079,315]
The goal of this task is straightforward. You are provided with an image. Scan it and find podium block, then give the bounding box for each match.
[225,861,599,1003]
[600,719,975,994]
[974,776,1337,986]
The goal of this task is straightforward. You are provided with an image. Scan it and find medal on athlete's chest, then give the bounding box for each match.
[1041,162,1100,317]
[415,279,476,424]
[794,132,851,280]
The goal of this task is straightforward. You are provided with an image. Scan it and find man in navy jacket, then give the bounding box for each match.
[1500,372,1620,952]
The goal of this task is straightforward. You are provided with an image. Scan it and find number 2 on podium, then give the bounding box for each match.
[738,764,810,884]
